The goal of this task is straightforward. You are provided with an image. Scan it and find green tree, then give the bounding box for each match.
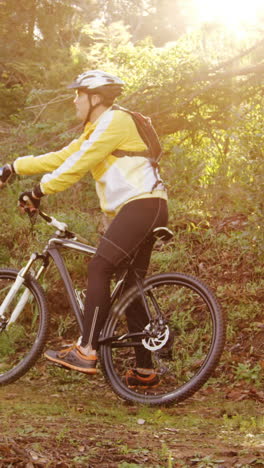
[100,0,193,45]
[0,0,100,58]
[0,0,100,119]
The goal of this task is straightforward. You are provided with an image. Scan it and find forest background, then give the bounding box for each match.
[0,0,264,392]
[0,1,264,466]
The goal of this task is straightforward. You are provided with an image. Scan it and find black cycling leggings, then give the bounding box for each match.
[81,197,168,368]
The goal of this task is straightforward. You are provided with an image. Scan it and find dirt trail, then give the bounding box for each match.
[0,366,263,467]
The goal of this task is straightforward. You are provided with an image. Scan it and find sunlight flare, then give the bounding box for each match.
[193,0,264,29]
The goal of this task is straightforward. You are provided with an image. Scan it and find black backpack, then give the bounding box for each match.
[111,104,163,167]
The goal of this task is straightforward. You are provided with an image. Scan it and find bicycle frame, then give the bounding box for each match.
[43,237,97,334]
[0,233,150,339]
[0,235,98,334]
[0,207,165,344]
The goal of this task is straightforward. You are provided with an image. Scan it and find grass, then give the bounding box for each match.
[1,190,264,390]
[0,370,264,467]
[0,141,264,465]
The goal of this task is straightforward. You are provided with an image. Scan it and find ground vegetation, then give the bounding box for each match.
[0,1,263,465]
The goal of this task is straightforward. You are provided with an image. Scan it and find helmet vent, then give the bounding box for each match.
[68,70,124,92]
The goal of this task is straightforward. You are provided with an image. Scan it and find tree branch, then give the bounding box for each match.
[210,36,264,73]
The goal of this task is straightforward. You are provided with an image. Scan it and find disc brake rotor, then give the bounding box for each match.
[142,323,170,351]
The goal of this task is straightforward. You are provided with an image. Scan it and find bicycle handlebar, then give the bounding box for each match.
[38,210,90,245]
[39,210,68,232]
[0,168,4,189]
[18,194,68,233]
[18,195,90,244]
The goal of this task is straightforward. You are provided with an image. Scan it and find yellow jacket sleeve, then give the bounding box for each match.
[14,109,147,195]
[15,110,137,195]
[14,139,81,176]
[39,111,129,194]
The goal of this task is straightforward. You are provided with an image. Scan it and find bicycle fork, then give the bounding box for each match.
[0,253,45,329]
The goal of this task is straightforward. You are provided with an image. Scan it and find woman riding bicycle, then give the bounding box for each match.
[0,70,168,387]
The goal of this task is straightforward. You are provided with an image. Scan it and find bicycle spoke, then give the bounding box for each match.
[0,269,49,384]
[100,273,225,405]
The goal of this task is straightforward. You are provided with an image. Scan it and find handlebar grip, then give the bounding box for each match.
[0,167,6,187]
[20,195,35,209]
[19,194,38,219]
[39,210,52,223]
[0,164,14,186]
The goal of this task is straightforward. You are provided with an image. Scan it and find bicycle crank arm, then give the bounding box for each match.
[99,331,146,346]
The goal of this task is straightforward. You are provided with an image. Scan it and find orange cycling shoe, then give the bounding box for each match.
[125,369,160,388]
[44,345,97,374]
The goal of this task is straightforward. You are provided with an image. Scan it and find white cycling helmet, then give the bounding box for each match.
[68,69,124,92]
[69,70,124,122]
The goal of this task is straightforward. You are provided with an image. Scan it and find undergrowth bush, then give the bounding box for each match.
[0,162,263,388]
[0,25,263,388]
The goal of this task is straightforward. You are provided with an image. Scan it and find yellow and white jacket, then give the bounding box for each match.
[14,108,167,216]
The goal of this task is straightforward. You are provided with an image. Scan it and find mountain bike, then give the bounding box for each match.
[0,208,225,406]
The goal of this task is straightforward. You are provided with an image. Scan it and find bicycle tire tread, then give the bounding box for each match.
[100,272,225,406]
[0,268,49,385]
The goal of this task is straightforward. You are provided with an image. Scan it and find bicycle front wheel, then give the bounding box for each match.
[100,273,225,405]
[0,268,49,385]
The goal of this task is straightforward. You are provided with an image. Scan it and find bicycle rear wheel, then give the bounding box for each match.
[0,268,49,385]
[100,273,225,405]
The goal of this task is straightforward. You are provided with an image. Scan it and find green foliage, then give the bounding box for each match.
[233,362,262,386]
[0,0,100,58]
[222,411,264,434]
[0,5,264,389]
[0,84,26,120]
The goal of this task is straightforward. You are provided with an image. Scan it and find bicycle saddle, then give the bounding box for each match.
[152,227,173,242]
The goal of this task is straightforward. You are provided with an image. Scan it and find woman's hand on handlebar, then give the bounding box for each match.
[19,185,44,217]
[0,164,15,188]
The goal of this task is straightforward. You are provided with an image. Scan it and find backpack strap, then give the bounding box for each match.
[112,148,150,158]
[110,104,161,166]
